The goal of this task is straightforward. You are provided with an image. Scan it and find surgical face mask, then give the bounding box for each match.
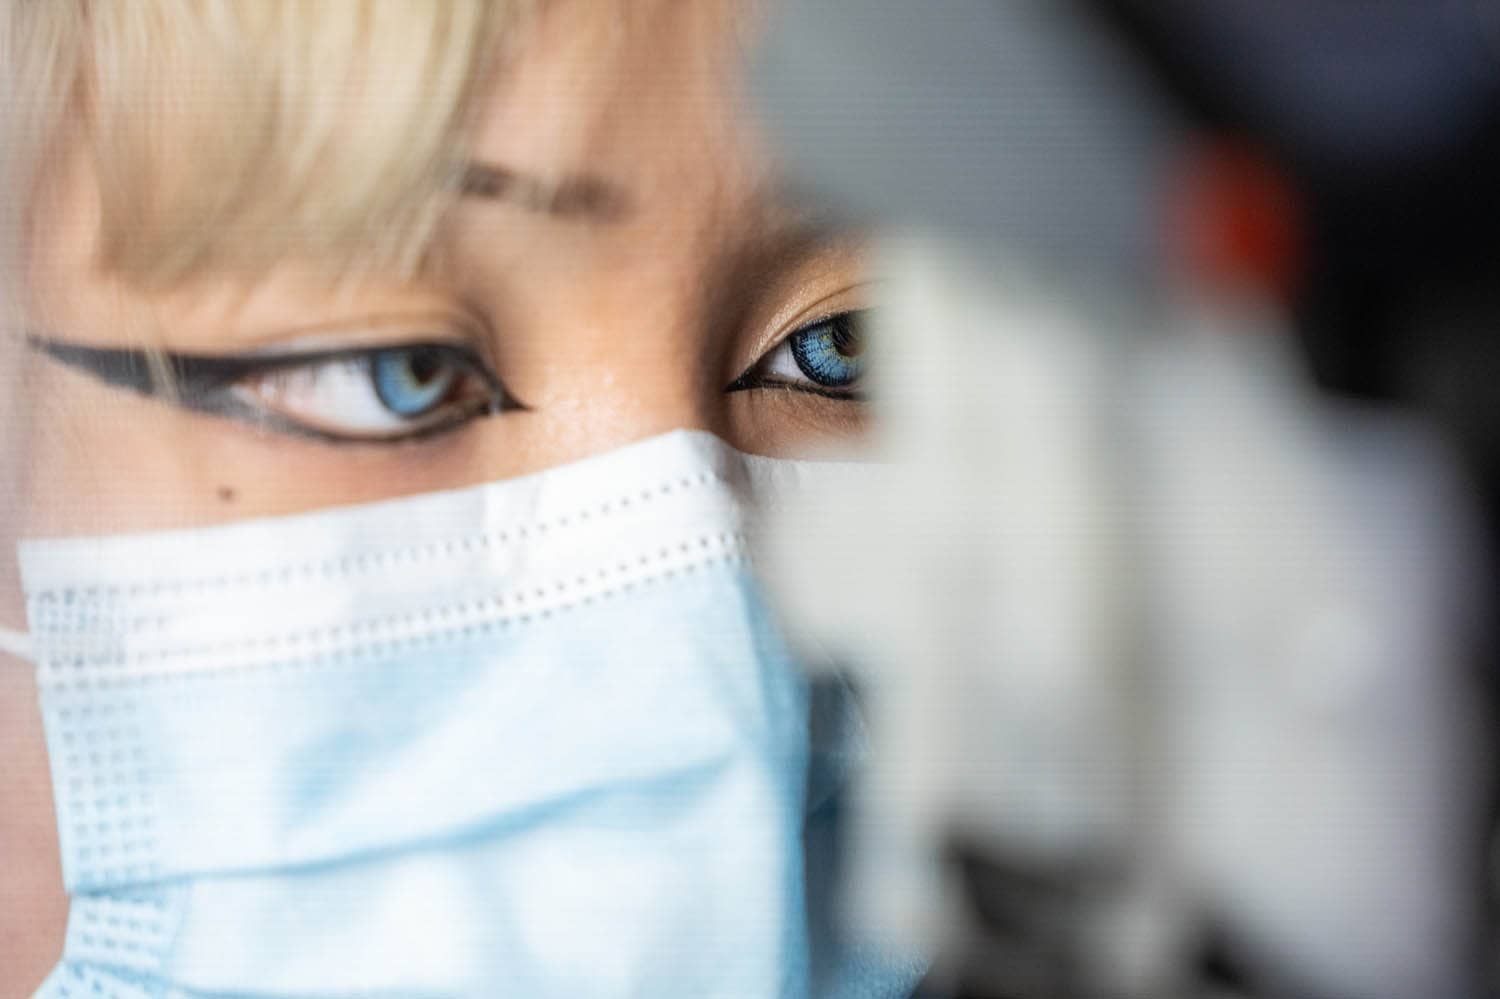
[3,430,923,998]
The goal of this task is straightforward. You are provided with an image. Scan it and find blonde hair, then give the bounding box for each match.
[2,1,528,288]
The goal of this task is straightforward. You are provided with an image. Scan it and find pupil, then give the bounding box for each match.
[829,317,863,359]
[406,348,443,386]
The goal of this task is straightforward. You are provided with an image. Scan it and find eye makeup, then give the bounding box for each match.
[726,309,870,402]
[26,300,868,448]
[26,334,524,444]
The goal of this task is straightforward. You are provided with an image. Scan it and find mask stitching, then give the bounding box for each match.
[53,705,161,893]
[39,536,751,684]
[40,961,156,999]
[27,470,727,601]
[66,892,172,973]
[45,530,749,650]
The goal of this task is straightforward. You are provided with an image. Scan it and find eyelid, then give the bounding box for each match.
[177,307,495,353]
[213,344,520,446]
[230,309,497,364]
[28,317,524,444]
[740,281,878,368]
[139,310,491,391]
[206,340,501,393]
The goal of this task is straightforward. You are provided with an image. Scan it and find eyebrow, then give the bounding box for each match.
[458,162,634,223]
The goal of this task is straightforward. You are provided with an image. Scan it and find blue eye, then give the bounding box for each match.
[27,330,516,444]
[372,346,461,417]
[788,314,865,388]
[225,341,510,442]
[728,311,869,399]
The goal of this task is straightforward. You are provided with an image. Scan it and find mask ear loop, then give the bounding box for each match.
[0,625,33,663]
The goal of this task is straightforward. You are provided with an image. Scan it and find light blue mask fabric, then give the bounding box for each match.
[17,431,923,998]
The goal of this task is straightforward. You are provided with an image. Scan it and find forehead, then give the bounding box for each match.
[470,0,770,224]
[22,1,804,327]
[23,0,818,343]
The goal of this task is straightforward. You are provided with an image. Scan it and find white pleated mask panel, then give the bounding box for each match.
[18,430,921,998]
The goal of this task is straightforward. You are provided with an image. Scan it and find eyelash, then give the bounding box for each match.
[225,343,512,444]
[219,310,869,440]
[28,310,869,445]
[727,310,869,401]
[28,335,515,445]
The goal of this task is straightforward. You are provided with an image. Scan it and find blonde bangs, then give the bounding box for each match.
[20,1,530,288]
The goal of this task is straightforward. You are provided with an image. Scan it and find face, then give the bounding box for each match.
[16,0,873,539]
[0,3,875,984]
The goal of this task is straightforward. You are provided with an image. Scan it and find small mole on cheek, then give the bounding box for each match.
[217,486,237,503]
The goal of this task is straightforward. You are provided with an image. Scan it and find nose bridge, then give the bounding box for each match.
[608,216,741,384]
[491,273,726,471]
[596,285,717,403]
[575,338,717,440]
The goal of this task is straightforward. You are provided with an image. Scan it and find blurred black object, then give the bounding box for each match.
[1094,0,1500,437]
[757,0,1500,458]
[1089,13,1500,990]
[755,2,1500,996]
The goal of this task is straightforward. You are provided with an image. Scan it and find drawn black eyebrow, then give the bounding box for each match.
[32,334,268,397]
[458,162,633,223]
[26,334,527,442]
[29,334,501,397]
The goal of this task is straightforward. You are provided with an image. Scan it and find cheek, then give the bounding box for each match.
[16,365,499,536]
[20,367,236,536]
[0,344,32,627]
[723,390,872,460]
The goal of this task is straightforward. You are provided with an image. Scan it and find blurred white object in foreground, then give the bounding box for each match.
[762,236,1489,997]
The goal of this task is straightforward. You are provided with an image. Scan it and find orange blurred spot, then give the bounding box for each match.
[1165,140,1305,302]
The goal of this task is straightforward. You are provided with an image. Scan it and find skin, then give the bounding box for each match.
[0,0,872,988]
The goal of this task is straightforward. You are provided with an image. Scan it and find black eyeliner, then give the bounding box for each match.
[26,334,525,442]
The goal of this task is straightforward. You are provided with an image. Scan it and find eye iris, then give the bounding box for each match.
[372,347,459,417]
[789,315,865,388]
